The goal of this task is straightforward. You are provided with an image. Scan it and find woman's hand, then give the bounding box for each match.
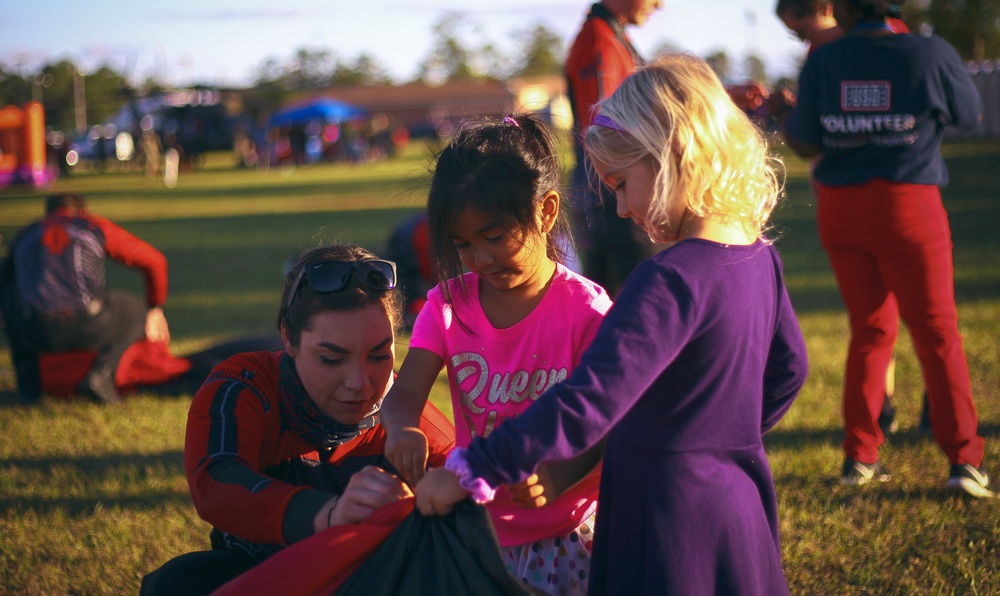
[415,467,469,516]
[507,464,552,508]
[319,465,413,530]
[384,426,429,487]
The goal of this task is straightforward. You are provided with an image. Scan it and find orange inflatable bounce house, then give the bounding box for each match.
[0,101,52,188]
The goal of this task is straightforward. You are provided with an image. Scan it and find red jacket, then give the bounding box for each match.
[87,211,168,307]
[565,3,641,135]
[185,350,455,547]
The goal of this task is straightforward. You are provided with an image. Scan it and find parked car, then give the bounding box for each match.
[64,126,127,170]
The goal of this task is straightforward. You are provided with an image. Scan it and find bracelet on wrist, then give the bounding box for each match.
[326,496,341,528]
[445,448,496,504]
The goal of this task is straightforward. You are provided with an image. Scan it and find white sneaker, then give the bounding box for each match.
[840,458,891,486]
[947,464,994,498]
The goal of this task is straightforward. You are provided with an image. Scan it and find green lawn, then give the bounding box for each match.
[1,140,998,594]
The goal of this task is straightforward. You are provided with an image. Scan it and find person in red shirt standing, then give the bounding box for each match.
[565,0,662,297]
[1,193,169,404]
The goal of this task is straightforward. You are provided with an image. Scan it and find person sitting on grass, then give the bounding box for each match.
[0,193,169,405]
[140,244,456,595]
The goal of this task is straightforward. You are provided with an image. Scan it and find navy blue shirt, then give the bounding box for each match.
[787,33,981,187]
[12,215,107,314]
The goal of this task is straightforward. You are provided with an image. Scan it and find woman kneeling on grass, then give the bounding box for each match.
[141,244,456,595]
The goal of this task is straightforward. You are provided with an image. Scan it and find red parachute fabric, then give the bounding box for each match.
[212,498,414,596]
[38,339,191,396]
[212,497,534,596]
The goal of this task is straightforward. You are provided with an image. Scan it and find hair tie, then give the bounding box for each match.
[445,448,497,504]
[592,113,628,133]
[503,115,520,128]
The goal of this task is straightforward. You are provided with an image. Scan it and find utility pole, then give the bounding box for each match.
[32,73,52,104]
[71,63,89,135]
[745,8,758,81]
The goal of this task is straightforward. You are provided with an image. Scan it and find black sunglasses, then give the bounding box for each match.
[285,258,397,310]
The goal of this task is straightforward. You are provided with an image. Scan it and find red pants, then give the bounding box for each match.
[817,180,984,466]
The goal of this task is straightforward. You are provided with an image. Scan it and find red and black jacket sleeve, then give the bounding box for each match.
[85,213,168,307]
[185,352,311,545]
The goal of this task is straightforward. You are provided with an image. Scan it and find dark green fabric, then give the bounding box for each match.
[335,499,539,595]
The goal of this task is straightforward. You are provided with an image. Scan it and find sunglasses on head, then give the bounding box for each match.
[285,258,397,310]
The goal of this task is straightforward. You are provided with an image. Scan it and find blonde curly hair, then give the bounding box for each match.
[584,53,783,241]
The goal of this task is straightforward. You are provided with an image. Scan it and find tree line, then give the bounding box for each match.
[1,4,995,134]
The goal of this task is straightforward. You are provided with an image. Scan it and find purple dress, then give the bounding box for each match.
[465,239,808,595]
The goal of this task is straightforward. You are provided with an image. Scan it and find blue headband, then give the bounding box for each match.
[592,113,628,133]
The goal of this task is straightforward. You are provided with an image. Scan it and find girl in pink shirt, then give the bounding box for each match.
[382,113,612,594]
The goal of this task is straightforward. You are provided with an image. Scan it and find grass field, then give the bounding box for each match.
[1,139,998,594]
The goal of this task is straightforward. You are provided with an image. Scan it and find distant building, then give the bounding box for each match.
[288,75,570,139]
[508,75,573,130]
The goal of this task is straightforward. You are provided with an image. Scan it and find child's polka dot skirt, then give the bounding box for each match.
[502,512,596,596]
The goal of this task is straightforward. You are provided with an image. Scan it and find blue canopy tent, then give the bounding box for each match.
[268,97,366,127]
[268,98,368,164]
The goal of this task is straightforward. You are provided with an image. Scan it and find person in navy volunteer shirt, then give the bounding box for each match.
[771,0,929,437]
[773,0,990,496]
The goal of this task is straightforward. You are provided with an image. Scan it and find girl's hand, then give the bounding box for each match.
[508,464,552,508]
[326,465,413,528]
[385,426,430,487]
[415,467,469,516]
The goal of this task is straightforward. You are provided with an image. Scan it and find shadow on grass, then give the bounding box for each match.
[0,392,36,409]
[765,422,1000,450]
[0,491,194,517]
[775,475,999,506]
[7,174,427,205]
[0,391,193,410]
[772,422,1000,505]
[0,450,189,516]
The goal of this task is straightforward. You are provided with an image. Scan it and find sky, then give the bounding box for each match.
[0,1,809,89]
